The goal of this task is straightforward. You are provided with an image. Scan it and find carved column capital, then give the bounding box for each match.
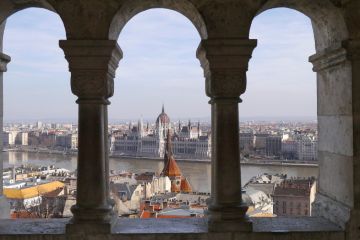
[197,38,257,99]
[59,40,123,102]
[309,43,348,72]
[0,53,11,72]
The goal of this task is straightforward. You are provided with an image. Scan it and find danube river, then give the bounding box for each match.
[3,151,318,193]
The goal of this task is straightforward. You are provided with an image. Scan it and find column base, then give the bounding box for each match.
[346,209,360,240]
[207,204,253,232]
[0,195,10,219]
[66,219,116,235]
[208,218,253,232]
[66,205,117,234]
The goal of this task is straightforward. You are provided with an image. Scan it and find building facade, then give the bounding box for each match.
[273,178,316,217]
[111,106,211,159]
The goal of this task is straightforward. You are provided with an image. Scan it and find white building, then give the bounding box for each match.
[3,131,28,146]
[297,136,317,161]
[3,131,17,146]
[15,132,28,146]
[56,133,78,150]
[111,106,211,159]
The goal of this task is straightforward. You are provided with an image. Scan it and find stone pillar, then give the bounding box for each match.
[197,38,257,232]
[60,40,122,234]
[343,39,360,240]
[0,53,10,218]
[309,42,353,229]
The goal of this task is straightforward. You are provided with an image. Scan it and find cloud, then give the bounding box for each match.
[3,7,317,121]
[244,8,316,118]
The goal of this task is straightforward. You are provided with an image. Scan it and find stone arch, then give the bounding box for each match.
[255,0,348,52]
[251,1,353,228]
[0,0,58,24]
[109,0,208,40]
[0,0,67,49]
[0,1,66,218]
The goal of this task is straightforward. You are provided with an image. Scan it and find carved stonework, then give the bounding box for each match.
[207,70,247,98]
[309,44,348,72]
[0,53,11,72]
[71,71,114,99]
[312,192,350,229]
[59,40,123,99]
[197,39,257,98]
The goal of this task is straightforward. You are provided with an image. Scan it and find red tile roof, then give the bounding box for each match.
[180,177,192,193]
[140,210,155,218]
[162,156,182,177]
[157,215,192,219]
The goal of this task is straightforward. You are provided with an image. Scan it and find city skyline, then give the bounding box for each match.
[3,8,316,121]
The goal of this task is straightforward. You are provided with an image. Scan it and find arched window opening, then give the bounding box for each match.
[1,8,76,219]
[109,9,211,219]
[243,8,318,217]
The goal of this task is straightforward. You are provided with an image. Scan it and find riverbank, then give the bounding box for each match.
[114,155,318,168]
[5,148,318,168]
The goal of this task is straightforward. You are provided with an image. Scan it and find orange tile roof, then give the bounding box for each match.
[162,157,182,177]
[180,177,192,193]
[11,211,39,219]
[157,215,192,219]
[140,210,155,218]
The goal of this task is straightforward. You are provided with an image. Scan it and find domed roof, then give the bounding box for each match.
[156,105,170,126]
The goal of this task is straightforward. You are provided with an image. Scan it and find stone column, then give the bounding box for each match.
[309,42,353,228]
[60,40,122,234]
[0,53,10,218]
[343,39,360,239]
[197,38,257,232]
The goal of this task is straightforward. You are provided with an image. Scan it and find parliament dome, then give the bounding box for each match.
[156,105,170,126]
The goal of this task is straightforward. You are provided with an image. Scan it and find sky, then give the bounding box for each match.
[2,7,316,122]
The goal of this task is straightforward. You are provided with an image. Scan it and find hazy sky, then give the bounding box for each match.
[3,7,316,122]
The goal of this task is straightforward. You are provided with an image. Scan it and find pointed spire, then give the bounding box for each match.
[166,129,173,157]
[162,129,183,179]
[198,121,200,138]
[163,129,173,166]
[162,104,165,113]
[178,120,181,132]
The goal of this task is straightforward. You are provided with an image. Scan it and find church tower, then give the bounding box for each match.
[161,130,192,193]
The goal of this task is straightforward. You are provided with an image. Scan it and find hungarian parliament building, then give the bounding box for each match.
[109,106,211,159]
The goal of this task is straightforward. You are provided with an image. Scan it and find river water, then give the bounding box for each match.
[3,151,318,193]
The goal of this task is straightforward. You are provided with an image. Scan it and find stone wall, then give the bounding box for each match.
[0,0,358,238]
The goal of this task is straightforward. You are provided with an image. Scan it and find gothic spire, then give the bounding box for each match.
[166,129,173,157]
[163,129,173,167]
[198,121,200,138]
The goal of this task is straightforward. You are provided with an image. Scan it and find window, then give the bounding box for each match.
[0,0,355,237]
[2,8,73,220]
